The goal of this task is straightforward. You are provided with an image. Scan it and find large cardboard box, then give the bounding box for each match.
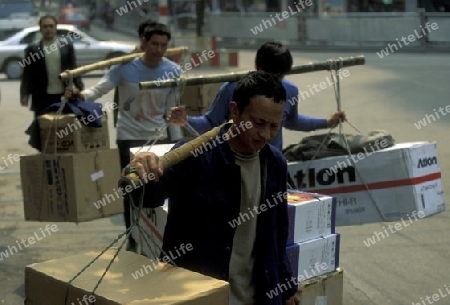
[287,190,336,244]
[180,83,222,139]
[24,248,229,304]
[180,83,222,110]
[287,142,446,226]
[296,268,343,305]
[39,112,110,153]
[20,149,123,222]
[286,233,340,281]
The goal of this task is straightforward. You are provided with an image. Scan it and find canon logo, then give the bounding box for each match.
[292,166,356,189]
[417,156,437,168]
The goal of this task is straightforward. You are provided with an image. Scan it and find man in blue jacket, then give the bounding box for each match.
[129,71,299,304]
[167,41,346,151]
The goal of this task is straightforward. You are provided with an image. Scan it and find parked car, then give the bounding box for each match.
[0,24,136,79]
[58,8,90,31]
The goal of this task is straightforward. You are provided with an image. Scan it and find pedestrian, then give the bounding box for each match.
[65,22,183,252]
[128,71,300,305]
[167,41,347,152]
[112,19,157,128]
[20,15,84,119]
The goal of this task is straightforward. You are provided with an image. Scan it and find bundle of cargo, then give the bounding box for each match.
[129,144,344,305]
[179,83,222,140]
[24,248,229,304]
[20,105,123,222]
[286,141,445,226]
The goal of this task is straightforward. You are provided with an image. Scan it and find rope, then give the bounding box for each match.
[327,59,388,222]
[60,52,192,302]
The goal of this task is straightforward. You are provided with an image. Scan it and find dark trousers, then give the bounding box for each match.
[117,137,176,245]
[33,93,64,118]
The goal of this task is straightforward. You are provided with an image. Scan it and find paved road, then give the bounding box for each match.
[0,24,449,304]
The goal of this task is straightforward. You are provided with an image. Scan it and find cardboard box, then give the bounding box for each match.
[180,83,222,110]
[39,112,110,153]
[287,190,336,244]
[180,83,221,140]
[287,142,446,226]
[24,248,229,305]
[20,149,123,222]
[286,233,340,281]
[296,268,343,305]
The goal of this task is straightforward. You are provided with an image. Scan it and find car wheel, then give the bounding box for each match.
[5,59,23,79]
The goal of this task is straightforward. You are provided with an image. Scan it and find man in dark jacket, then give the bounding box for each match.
[20,15,83,118]
[128,71,299,304]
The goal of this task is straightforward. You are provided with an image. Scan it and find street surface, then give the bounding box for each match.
[0,24,449,304]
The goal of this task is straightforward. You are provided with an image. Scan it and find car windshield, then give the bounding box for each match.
[66,12,86,21]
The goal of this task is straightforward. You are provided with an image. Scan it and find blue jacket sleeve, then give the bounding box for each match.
[284,89,328,131]
[187,83,233,134]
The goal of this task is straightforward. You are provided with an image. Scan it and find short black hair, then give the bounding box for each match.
[255,42,293,75]
[232,71,286,113]
[143,23,171,41]
[39,15,57,27]
[138,19,157,36]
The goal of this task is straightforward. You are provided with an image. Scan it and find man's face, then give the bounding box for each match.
[143,34,169,61]
[40,18,57,40]
[229,95,285,153]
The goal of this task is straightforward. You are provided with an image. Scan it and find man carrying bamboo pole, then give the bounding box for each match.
[112,19,158,128]
[128,71,300,305]
[66,22,183,252]
[167,41,347,151]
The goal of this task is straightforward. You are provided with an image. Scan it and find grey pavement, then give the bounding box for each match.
[0,23,450,304]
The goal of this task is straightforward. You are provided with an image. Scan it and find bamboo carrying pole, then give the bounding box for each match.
[118,123,224,189]
[59,46,189,80]
[120,55,366,189]
[139,54,365,90]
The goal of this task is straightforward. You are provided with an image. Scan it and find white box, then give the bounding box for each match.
[287,190,336,244]
[131,203,168,260]
[130,144,174,260]
[287,142,445,226]
[286,233,340,282]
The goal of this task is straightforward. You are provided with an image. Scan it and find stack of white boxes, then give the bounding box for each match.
[286,190,343,304]
[285,190,339,282]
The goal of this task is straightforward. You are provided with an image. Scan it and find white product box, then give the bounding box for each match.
[130,144,174,260]
[286,233,340,282]
[287,190,336,244]
[287,142,445,226]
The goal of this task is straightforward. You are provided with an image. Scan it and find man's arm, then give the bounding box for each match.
[71,64,122,101]
[284,90,328,131]
[284,89,346,131]
[166,87,183,141]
